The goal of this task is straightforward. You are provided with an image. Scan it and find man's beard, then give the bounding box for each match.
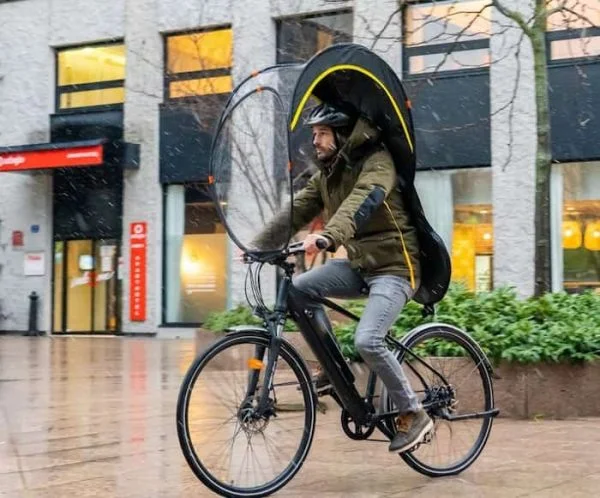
[315,143,337,161]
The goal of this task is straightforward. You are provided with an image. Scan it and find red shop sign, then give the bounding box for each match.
[129,222,147,322]
[0,144,104,172]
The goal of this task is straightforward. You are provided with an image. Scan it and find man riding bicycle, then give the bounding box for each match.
[252,103,433,453]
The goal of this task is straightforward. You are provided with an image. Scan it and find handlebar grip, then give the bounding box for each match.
[316,237,329,250]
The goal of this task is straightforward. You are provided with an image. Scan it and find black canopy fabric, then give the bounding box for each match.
[289,43,417,188]
[286,43,450,306]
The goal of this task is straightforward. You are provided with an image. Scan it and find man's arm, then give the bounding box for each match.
[321,152,396,250]
[251,172,324,250]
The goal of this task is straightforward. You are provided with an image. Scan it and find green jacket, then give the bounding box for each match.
[256,118,420,287]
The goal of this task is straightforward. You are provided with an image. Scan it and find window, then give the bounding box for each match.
[561,162,600,293]
[276,11,353,63]
[56,43,125,110]
[547,0,600,61]
[164,185,227,324]
[403,0,491,75]
[416,168,493,292]
[547,0,600,31]
[165,28,233,99]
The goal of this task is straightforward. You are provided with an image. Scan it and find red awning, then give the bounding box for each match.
[0,139,106,173]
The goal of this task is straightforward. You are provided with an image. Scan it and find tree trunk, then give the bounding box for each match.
[531,23,553,296]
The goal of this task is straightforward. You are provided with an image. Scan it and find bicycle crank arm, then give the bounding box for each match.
[441,408,500,421]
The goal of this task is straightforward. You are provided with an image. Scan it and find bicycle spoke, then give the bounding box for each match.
[386,327,494,475]
[178,334,315,494]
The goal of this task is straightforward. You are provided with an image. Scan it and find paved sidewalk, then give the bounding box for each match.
[1,336,599,497]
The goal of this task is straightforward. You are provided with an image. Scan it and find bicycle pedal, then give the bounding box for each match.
[317,400,328,414]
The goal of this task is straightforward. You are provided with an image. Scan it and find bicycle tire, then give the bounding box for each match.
[382,323,495,477]
[177,331,317,497]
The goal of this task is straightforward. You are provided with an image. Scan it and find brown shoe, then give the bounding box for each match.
[389,409,433,453]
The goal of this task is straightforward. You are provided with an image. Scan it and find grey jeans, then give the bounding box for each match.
[293,259,421,414]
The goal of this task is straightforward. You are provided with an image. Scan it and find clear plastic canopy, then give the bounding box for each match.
[209,65,305,253]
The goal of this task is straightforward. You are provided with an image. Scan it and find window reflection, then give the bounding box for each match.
[415,168,493,292]
[551,36,600,60]
[547,0,600,31]
[167,29,233,73]
[408,48,490,74]
[165,185,227,323]
[562,162,600,293]
[165,28,233,99]
[57,43,125,109]
[276,11,353,63]
[403,0,491,75]
[58,44,125,85]
[405,0,491,46]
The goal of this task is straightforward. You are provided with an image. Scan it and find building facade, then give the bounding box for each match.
[0,0,599,335]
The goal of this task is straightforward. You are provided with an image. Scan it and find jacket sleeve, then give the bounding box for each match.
[321,152,396,250]
[251,172,323,249]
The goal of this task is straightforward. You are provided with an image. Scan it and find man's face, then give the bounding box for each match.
[312,125,336,160]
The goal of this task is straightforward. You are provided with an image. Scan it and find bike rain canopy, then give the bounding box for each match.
[288,43,417,189]
[209,64,303,253]
[209,43,418,254]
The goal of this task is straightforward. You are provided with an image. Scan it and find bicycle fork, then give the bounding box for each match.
[247,278,290,417]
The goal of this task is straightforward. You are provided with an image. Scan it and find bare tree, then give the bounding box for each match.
[358,0,599,296]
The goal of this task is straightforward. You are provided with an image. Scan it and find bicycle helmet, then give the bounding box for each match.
[304,103,352,128]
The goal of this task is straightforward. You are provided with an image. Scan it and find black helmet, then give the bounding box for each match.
[304,103,352,128]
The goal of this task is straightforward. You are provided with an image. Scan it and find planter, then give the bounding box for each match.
[492,361,600,419]
[194,329,600,419]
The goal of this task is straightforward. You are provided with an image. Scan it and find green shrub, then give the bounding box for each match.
[202,285,600,364]
[203,305,297,332]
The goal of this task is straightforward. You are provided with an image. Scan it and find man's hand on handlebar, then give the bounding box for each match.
[303,234,331,256]
[234,235,330,263]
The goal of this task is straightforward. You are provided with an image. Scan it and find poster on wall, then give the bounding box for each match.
[129,222,147,321]
[24,252,45,276]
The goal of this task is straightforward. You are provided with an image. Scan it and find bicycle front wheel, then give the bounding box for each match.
[381,324,495,477]
[177,331,317,497]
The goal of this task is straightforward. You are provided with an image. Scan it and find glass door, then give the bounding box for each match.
[93,240,119,332]
[53,239,120,333]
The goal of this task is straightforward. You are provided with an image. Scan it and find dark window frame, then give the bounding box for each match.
[163,25,233,102]
[55,39,125,113]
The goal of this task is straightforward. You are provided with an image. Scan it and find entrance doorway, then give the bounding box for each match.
[53,239,120,333]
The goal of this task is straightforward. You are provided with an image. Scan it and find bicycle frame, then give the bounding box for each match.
[250,264,438,437]
[248,254,498,439]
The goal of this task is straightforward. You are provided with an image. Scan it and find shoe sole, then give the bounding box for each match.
[389,419,434,453]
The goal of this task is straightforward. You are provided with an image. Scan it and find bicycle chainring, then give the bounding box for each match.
[340,409,376,441]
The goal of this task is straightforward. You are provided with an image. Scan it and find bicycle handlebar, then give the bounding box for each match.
[243,237,329,263]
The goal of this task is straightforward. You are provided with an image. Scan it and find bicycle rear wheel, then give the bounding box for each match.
[381,324,495,477]
[177,331,316,497]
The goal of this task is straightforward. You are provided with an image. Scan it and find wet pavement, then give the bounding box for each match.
[1,336,599,497]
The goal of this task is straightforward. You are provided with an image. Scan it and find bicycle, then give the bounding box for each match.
[176,241,499,497]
